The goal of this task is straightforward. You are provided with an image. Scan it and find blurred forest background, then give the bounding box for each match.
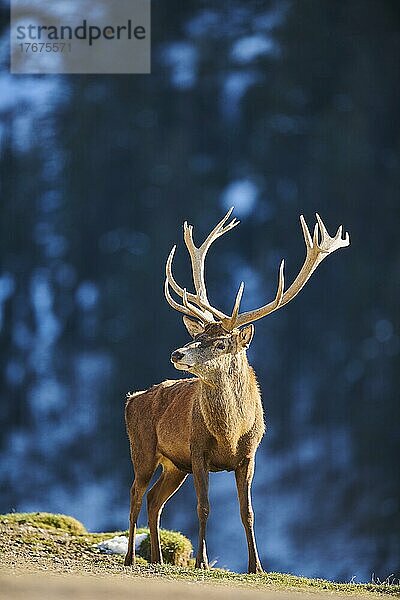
[0,0,399,583]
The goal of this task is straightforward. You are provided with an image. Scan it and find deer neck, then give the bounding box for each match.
[198,351,256,447]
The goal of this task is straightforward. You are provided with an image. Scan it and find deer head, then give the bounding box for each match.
[165,208,350,374]
[170,321,254,376]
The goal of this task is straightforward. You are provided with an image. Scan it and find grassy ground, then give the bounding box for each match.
[0,513,398,599]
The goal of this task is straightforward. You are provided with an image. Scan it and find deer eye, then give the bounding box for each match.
[215,341,226,350]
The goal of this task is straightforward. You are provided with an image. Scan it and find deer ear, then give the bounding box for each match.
[238,324,254,349]
[183,316,205,338]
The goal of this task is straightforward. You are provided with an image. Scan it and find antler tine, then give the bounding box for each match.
[202,207,240,250]
[165,242,228,321]
[315,213,328,245]
[164,278,192,318]
[182,288,212,323]
[178,209,240,318]
[220,281,245,329]
[182,207,239,299]
[334,224,349,245]
[164,209,240,324]
[165,210,349,331]
[183,221,195,250]
[164,278,211,323]
[165,245,203,306]
[182,219,208,305]
[165,244,213,323]
[193,296,230,322]
[229,259,285,329]
[231,281,245,323]
[276,259,285,303]
[230,214,349,329]
[300,214,313,248]
[315,213,350,253]
[312,222,319,247]
[192,281,245,332]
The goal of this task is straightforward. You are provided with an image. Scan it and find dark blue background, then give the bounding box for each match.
[0,0,399,583]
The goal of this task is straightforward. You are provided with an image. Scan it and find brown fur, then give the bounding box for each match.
[124,321,265,573]
[125,210,349,572]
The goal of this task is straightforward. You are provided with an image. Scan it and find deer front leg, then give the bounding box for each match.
[235,456,263,574]
[192,454,210,569]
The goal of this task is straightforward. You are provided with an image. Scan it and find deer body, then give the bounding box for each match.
[124,208,349,573]
[126,352,263,474]
[125,323,265,571]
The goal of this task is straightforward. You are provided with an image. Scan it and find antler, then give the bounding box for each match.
[164,209,350,331]
[227,213,350,329]
[164,208,239,324]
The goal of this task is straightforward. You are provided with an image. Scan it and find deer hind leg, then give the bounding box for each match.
[124,467,155,567]
[147,459,187,564]
[235,456,263,574]
[192,455,210,569]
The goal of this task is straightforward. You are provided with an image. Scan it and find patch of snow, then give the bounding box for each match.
[96,533,147,555]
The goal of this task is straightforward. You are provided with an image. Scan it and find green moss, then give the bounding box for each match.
[0,512,87,535]
[0,512,191,568]
[136,527,193,566]
[1,513,399,597]
[121,564,400,596]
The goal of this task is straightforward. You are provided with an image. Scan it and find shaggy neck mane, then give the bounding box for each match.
[198,351,258,448]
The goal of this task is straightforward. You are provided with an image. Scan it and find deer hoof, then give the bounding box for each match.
[124,555,133,567]
[195,559,209,570]
[248,562,263,574]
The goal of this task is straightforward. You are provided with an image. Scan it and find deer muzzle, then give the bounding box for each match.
[171,350,185,363]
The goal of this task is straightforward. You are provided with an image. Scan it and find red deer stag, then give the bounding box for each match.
[124,208,350,573]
